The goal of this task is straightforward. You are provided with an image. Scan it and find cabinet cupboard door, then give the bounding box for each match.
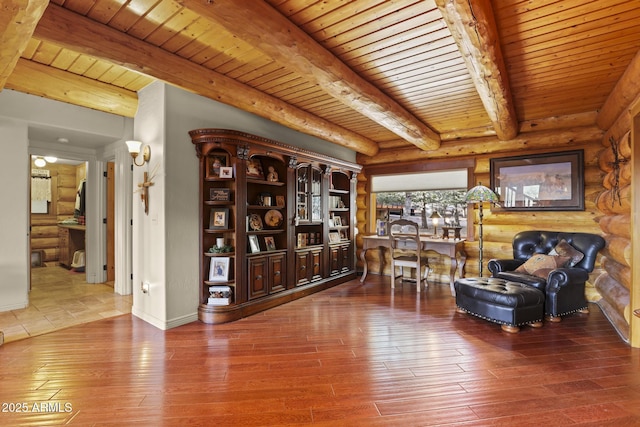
[248,256,268,300]
[310,248,322,281]
[330,246,340,275]
[341,243,352,272]
[295,251,310,286]
[269,253,286,293]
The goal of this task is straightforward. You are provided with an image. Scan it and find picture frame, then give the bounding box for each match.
[328,231,341,243]
[209,188,231,202]
[208,257,230,282]
[333,215,342,227]
[219,166,233,179]
[245,158,264,179]
[209,208,229,229]
[275,195,285,208]
[206,153,229,178]
[264,236,276,251]
[247,213,263,231]
[248,235,261,253]
[490,150,584,211]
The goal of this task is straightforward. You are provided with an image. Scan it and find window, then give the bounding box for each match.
[366,161,474,239]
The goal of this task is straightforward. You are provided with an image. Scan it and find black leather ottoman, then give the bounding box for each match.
[454,277,545,333]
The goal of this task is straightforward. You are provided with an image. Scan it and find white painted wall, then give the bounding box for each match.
[0,118,29,311]
[129,82,168,328]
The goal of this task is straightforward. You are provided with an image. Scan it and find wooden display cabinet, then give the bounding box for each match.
[190,129,361,324]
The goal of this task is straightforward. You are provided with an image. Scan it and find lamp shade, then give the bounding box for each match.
[125,140,142,154]
[465,183,499,204]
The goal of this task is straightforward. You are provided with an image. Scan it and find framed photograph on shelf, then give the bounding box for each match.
[490,149,584,211]
[329,231,341,243]
[275,195,285,207]
[248,235,261,253]
[209,208,229,229]
[208,257,230,282]
[209,188,231,202]
[264,236,276,251]
[246,158,264,179]
[206,153,229,178]
[333,215,342,226]
[219,166,233,179]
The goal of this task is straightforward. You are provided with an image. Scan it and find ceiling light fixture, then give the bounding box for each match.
[44,156,57,163]
[34,157,47,167]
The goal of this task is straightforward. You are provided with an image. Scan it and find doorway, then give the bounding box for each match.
[13,156,131,342]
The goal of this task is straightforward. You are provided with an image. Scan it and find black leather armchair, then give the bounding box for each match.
[488,231,605,321]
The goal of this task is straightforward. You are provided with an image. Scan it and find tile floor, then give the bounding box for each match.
[0,266,132,343]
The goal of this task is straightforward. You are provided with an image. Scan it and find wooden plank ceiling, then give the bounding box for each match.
[2,0,640,157]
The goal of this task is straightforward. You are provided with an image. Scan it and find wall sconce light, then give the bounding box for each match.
[430,211,442,237]
[126,140,150,167]
[33,157,47,167]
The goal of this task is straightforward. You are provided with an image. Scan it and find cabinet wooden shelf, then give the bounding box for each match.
[205,228,235,233]
[190,128,361,324]
[205,252,236,257]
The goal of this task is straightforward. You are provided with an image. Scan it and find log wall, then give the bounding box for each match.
[594,127,633,341]
[356,133,605,298]
[30,162,86,265]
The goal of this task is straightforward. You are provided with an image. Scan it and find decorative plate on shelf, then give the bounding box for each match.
[264,209,283,228]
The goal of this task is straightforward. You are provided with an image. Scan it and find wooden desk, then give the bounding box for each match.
[360,234,466,295]
[58,224,86,268]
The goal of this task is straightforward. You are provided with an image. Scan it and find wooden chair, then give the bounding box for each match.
[389,219,429,292]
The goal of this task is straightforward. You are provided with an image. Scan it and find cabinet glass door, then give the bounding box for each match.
[297,167,308,221]
[310,167,322,222]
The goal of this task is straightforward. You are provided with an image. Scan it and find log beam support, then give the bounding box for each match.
[0,0,48,89]
[35,4,380,156]
[435,0,518,140]
[177,0,439,152]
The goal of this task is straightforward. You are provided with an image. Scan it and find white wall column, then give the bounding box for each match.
[0,118,29,311]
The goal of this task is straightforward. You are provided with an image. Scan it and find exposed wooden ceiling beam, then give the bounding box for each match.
[0,0,48,89]
[435,0,518,140]
[597,48,640,130]
[6,58,138,117]
[34,5,379,156]
[357,126,603,166]
[177,0,441,152]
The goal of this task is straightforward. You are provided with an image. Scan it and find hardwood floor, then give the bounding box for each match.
[1,275,639,426]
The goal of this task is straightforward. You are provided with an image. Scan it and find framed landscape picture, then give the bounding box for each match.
[490,150,584,211]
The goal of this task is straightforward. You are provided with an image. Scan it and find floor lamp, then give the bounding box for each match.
[465,182,499,277]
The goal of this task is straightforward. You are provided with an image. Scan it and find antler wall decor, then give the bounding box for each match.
[608,136,629,207]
